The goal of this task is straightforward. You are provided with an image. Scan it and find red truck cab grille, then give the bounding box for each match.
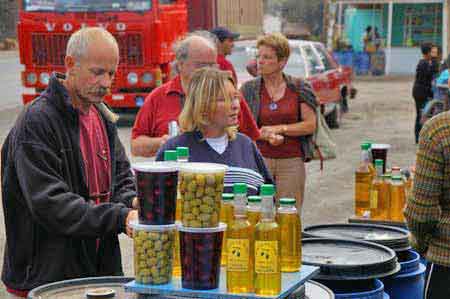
[31,33,143,66]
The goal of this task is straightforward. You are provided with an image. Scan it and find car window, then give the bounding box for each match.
[284,46,306,78]
[313,44,334,71]
[301,45,322,76]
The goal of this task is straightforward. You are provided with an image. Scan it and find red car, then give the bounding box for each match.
[230,39,356,128]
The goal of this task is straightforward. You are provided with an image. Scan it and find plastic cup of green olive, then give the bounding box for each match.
[131,220,177,285]
[178,163,228,228]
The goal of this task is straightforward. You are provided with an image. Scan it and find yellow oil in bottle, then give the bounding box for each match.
[370,160,390,220]
[220,194,234,266]
[248,210,262,227]
[371,174,391,220]
[172,200,182,276]
[254,184,281,296]
[247,195,262,227]
[164,149,182,277]
[226,218,255,293]
[355,143,373,217]
[277,198,301,272]
[390,176,406,222]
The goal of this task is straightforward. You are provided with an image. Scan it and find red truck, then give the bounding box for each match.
[18,0,187,111]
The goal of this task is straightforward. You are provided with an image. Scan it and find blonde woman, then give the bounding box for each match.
[156,68,273,194]
[240,33,317,211]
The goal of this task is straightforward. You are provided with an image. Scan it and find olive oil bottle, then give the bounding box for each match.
[220,193,234,266]
[226,183,254,293]
[355,143,374,217]
[277,198,301,272]
[390,175,406,222]
[173,147,189,277]
[370,160,389,220]
[247,195,262,227]
[254,184,281,296]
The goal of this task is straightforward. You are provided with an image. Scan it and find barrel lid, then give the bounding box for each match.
[303,223,411,252]
[302,238,400,280]
[305,280,335,299]
[28,276,134,299]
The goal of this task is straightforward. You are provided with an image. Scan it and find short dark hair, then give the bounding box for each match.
[366,26,372,33]
[421,43,432,55]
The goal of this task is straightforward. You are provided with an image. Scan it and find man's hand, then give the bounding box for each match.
[125,210,138,237]
[160,134,169,146]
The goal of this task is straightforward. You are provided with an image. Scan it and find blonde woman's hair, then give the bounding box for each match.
[179,67,237,140]
[256,32,290,61]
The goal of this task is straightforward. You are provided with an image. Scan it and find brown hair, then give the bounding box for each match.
[256,32,290,61]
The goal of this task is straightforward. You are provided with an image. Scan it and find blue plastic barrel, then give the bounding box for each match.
[342,51,354,67]
[381,250,426,299]
[354,52,370,75]
[319,279,388,299]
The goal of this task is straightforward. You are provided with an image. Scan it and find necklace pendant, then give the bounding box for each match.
[269,102,278,111]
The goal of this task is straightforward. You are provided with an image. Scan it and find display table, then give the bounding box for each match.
[125,265,319,299]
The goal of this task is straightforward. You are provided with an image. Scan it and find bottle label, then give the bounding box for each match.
[227,239,249,272]
[255,241,278,274]
[370,190,378,209]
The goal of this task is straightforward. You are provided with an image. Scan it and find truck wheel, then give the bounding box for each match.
[325,103,340,129]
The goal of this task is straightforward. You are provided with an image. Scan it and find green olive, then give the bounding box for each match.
[196,174,206,186]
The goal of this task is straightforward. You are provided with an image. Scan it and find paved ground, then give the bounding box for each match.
[0,50,417,296]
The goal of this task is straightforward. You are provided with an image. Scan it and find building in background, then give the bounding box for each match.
[0,0,19,41]
[328,0,448,75]
[188,0,264,38]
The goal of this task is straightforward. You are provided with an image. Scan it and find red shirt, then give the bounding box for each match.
[132,76,260,141]
[217,54,238,85]
[79,106,111,199]
[256,85,302,159]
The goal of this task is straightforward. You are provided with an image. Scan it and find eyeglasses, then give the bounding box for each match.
[190,61,219,69]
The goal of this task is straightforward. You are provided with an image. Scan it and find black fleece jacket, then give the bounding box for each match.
[1,73,136,291]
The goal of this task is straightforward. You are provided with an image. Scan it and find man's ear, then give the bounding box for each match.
[65,55,76,73]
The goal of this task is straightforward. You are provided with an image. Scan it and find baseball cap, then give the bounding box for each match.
[210,27,240,42]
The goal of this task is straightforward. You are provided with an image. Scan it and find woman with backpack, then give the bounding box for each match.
[240,33,317,212]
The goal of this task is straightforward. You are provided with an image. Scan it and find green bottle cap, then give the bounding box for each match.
[163,150,177,161]
[222,193,234,201]
[176,147,189,157]
[248,195,261,203]
[361,143,370,150]
[392,175,403,181]
[375,159,384,166]
[363,140,374,147]
[279,198,296,205]
[260,184,275,196]
[233,183,248,194]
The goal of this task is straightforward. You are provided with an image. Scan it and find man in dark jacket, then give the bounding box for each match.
[1,27,137,297]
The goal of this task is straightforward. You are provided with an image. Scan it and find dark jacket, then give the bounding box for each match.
[413,58,440,101]
[240,73,318,161]
[1,73,136,291]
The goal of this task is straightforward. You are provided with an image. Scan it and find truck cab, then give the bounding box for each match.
[18,0,187,110]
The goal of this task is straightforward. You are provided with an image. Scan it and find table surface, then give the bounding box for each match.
[124,265,319,299]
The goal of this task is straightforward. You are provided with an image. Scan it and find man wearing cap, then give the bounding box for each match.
[210,27,240,84]
[131,31,260,157]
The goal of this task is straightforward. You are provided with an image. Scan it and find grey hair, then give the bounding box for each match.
[66,27,118,61]
[172,31,218,73]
